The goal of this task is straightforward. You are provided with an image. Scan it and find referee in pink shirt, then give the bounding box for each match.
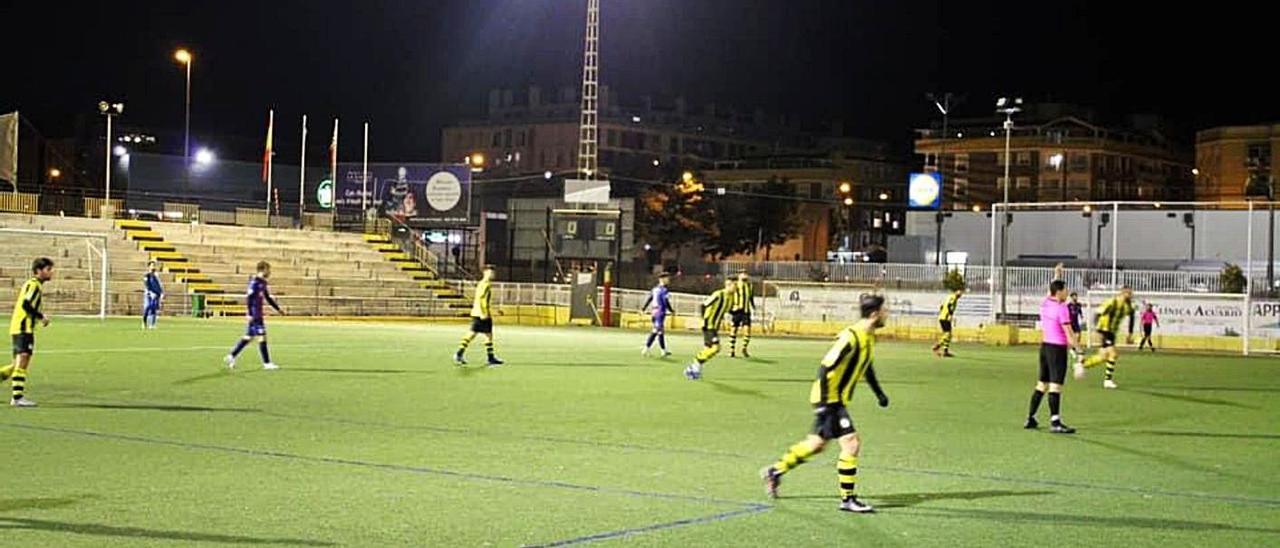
[1027,279,1083,434]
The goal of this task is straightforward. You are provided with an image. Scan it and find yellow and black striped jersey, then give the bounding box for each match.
[1095,296,1134,333]
[731,280,754,312]
[938,293,960,321]
[471,279,492,319]
[701,288,731,331]
[810,325,875,406]
[8,277,44,336]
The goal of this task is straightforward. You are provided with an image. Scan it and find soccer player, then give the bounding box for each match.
[142,260,164,330]
[761,294,890,514]
[1027,279,1081,433]
[455,266,504,367]
[1067,292,1085,348]
[641,273,675,357]
[1,258,54,407]
[1138,302,1159,352]
[931,287,962,357]
[224,261,284,370]
[683,277,735,380]
[1076,286,1134,389]
[729,271,755,358]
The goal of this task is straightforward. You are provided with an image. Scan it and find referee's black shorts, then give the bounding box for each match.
[1039,343,1068,384]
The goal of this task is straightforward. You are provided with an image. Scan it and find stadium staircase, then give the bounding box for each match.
[114,219,243,315]
[0,214,172,316]
[361,232,469,315]
[132,222,469,317]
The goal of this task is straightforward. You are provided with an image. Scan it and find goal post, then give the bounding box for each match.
[0,228,110,319]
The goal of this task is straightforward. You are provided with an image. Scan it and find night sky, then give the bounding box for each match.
[4,0,1277,161]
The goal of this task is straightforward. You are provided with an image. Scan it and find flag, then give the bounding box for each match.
[0,111,18,186]
[261,110,274,183]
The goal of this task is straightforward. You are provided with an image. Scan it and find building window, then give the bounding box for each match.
[925,153,937,168]
[954,177,969,198]
[607,130,619,147]
[516,131,526,147]
[669,138,679,154]
[492,132,501,147]
[1247,143,1272,169]
[1016,151,1032,166]
[1016,176,1032,190]
[1070,153,1089,172]
[955,154,969,174]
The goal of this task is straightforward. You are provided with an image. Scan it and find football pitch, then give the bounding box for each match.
[3,318,1278,547]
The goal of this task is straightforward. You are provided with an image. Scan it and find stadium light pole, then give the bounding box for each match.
[174,49,193,194]
[995,97,1022,320]
[927,92,955,265]
[97,101,124,217]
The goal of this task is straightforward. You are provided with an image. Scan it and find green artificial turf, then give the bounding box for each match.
[1,317,1277,546]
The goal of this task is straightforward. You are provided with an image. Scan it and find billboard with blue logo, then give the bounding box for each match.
[907,172,942,210]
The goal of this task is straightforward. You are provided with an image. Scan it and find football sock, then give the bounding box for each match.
[1048,392,1062,423]
[644,332,657,349]
[1028,389,1045,417]
[1105,361,1117,381]
[695,344,719,364]
[773,442,818,474]
[10,368,27,401]
[658,334,667,351]
[837,454,859,499]
[258,342,271,364]
[229,338,250,358]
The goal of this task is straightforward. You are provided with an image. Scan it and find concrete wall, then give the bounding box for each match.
[897,209,1277,265]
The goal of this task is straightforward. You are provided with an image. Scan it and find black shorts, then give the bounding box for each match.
[1039,343,1068,384]
[731,311,752,328]
[811,404,856,440]
[11,334,34,357]
[1097,330,1116,348]
[939,320,952,333]
[470,317,494,334]
[702,329,720,347]
[1142,324,1153,337]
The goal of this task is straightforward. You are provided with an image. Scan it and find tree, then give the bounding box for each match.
[703,176,803,260]
[637,179,717,261]
[751,177,804,260]
[942,269,967,291]
[1221,263,1246,294]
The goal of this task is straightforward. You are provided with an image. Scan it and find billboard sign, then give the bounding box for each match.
[338,163,472,226]
[908,172,942,210]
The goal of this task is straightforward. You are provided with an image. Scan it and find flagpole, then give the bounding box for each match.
[361,122,369,216]
[331,118,339,222]
[299,115,307,221]
[265,109,274,216]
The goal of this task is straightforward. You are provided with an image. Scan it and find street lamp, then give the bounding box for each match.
[174,48,193,191]
[995,96,1022,320]
[97,101,124,216]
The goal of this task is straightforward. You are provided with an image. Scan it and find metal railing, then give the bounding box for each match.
[721,261,1255,294]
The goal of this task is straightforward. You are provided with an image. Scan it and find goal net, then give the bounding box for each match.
[0,228,109,319]
[1085,290,1277,356]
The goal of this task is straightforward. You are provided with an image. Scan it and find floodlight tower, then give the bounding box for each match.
[577,0,600,184]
